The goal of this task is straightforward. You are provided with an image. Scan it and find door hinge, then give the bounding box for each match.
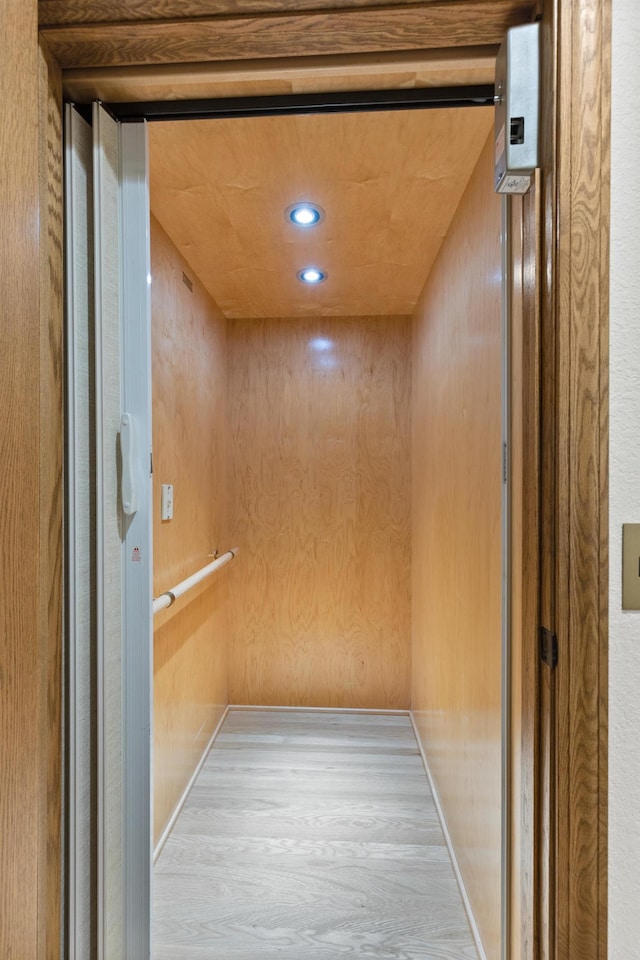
[540,627,558,669]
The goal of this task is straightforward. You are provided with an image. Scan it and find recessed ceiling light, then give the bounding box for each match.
[297,267,326,284]
[286,202,325,227]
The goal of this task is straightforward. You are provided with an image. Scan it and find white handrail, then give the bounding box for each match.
[152,548,238,615]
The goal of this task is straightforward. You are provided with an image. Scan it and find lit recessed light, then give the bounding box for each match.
[286,202,325,227]
[297,267,326,284]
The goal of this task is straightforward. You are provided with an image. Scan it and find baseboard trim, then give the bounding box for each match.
[153,704,230,864]
[228,704,410,716]
[409,711,488,960]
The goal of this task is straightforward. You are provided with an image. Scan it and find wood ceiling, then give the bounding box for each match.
[148,106,494,319]
[45,0,521,319]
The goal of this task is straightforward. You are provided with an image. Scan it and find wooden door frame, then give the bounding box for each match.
[36,1,610,957]
[537,1,610,958]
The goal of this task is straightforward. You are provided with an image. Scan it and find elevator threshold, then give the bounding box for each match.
[152,708,479,960]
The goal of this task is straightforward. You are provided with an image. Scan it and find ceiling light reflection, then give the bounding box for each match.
[308,336,337,370]
[309,337,333,352]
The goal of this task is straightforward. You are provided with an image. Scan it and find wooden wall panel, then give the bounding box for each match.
[227,316,411,708]
[411,133,502,959]
[151,215,229,842]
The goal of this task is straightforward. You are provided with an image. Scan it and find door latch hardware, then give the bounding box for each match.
[540,627,558,669]
[120,412,138,516]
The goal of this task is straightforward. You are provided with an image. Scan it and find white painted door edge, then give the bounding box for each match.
[119,118,153,960]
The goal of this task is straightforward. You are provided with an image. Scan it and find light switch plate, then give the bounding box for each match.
[161,483,174,521]
[622,524,640,609]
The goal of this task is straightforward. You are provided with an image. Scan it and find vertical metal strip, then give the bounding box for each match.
[92,100,106,960]
[64,103,96,960]
[90,105,152,960]
[93,101,124,960]
[64,102,78,960]
[501,193,512,960]
[119,120,153,960]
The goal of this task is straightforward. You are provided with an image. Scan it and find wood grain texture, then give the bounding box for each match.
[0,2,42,957]
[149,108,492,320]
[39,0,529,26]
[411,133,502,960]
[40,2,534,69]
[37,37,64,960]
[62,47,498,104]
[16,0,608,955]
[538,5,558,955]
[153,709,479,959]
[598,9,611,958]
[227,316,411,709]
[540,1,610,958]
[151,215,230,842]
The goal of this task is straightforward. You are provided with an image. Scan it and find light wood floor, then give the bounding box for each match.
[153,709,478,959]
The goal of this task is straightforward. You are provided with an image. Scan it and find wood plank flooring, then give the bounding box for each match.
[153,710,478,960]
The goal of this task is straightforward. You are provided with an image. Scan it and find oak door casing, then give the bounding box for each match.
[38,0,532,26]
[40,2,535,69]
[38,37,64,960]
[0,6,61,959]
[537,0,610,957]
